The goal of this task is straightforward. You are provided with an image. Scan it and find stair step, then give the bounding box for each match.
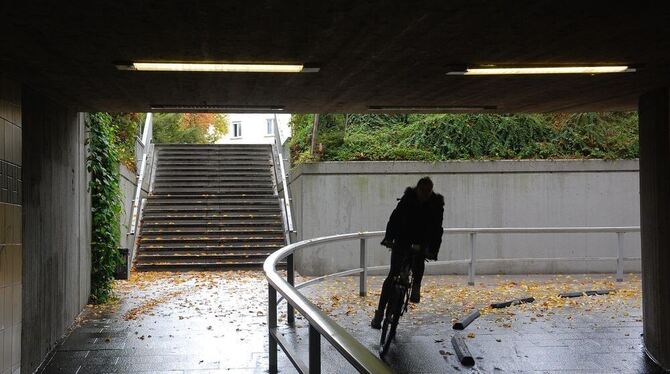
[144,206,279,213]
[157,153,270,158]
[142,220,281,227]
[140,243,283,250]
[152,187,275,192]
[156,164,270,169]
[154,176,272,182]
[146,198,280,206]
[156,166,270,171]
[158,147,270,152]
[158,156,270,165]
[134,259,275,270]
[143,212,281,219]
[152,182,274,188]
[155,174,270,180]
[140,227,284,235]
[157,156,270,166]
[151,191,275,196]
[140,235,285,243]
[137,251,276,260]
[152,187,274,192]
[155,172,270,177]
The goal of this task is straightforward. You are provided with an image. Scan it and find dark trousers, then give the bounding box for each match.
[376,244,425,312]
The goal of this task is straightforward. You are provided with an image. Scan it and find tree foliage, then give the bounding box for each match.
[153,113,229,144]
[109,113,143,171]
[86,113,123,304]
[289,113,639,164]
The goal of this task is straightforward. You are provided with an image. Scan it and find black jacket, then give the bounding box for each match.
[383,187,445,257]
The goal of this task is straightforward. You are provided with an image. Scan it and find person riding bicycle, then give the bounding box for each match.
[371,176,444,329]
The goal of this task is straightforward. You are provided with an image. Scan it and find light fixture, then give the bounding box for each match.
[149,104,285,112]
[447,65,636,75]
[368,105,496,112]
[116,62,319,73]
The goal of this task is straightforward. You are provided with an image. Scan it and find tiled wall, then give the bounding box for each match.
[0,75,22,374]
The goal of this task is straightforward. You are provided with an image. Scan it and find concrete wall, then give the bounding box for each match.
[21,89,91,373]
[289,160,641,276]
[0,74,22,374]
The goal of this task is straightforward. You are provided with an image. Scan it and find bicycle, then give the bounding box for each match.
[379,243,425,358]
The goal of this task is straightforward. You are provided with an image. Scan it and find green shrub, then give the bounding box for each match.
[289,112,639,165]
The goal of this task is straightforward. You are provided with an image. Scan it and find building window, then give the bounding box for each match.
[266,119,274,135]
[233,122,242,138]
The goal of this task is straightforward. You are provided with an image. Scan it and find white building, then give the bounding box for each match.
[218,113,291,145]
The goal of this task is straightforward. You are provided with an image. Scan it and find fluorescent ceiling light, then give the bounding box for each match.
[150,104,285,112]
[447,66,635,75]
[368,105,495,112]
[117,62,318,73]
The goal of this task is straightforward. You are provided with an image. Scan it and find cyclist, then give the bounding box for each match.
[371,176,444,329]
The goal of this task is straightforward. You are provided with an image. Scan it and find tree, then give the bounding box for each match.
[153,113,229,144]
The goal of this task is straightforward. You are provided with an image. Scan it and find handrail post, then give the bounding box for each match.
[468,232,476,286]
[287,254,295,324]
[269,285,278,373]
[309,324,321,374]
[616,232,624,282]
[359,238,367,296]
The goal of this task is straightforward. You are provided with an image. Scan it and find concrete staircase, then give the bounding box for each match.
[134,144,286,270]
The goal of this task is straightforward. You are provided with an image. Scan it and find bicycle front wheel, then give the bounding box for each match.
[380,286,405,357]
[380,318,389,348]
[383,318,399,355]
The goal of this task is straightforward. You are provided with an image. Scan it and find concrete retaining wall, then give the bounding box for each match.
[289,160,641,276]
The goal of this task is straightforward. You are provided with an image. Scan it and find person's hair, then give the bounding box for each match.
[417,176,433,190]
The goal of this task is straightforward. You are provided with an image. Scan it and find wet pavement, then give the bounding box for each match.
[38,272,665,373]
[39,271,285,373]
[299,274,663,373]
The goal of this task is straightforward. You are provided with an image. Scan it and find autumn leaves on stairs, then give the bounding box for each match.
[135,144,286,270]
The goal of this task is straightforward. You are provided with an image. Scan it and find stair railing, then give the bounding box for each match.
[271,114,298,324]
[272,114,295,242]
[127,113,154,263]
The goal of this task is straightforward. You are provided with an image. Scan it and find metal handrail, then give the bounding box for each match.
[265,226,640,373]
[128,113,153,235]
[272,114,294,234]
[265,234,394,374]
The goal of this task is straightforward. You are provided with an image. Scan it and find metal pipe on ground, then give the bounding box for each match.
[452,310,481,330]
[451,334,475,366]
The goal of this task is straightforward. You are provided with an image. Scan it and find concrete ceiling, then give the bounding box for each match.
[2,1,670,113]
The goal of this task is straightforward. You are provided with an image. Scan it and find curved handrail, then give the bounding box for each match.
[265,226,640,373]
[265,234,393,373]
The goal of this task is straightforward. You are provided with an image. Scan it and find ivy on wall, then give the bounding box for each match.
[86,113,123,304]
